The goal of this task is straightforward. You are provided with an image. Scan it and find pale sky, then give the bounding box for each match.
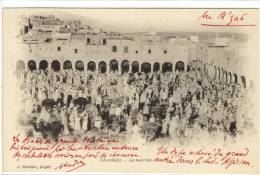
[7,8,258,34]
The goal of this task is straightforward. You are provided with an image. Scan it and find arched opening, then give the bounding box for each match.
[218,68,221,80]
[214,66,217,79]
[63,60,72,70]
[221,68,224,79]
[87,61,96,72]
[28,60,36,71]
[141,62,151,74]
[51,60,60,72]
[175,61,185,72]
[187,65,191,72]
[228,72,232,83]
[162,62,173,73]
[132,61,139,73]
[110,59,118,72]
[234,74,238,84]
[75,60,84,71]
[16,60,25,72]
[98,61,107,73]
[39,60,48,70]
[224,71,228,82]
[241,76,246,89]
[121,60,129,74]
[153,62,160,72]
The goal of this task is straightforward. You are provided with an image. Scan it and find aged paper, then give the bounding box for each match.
[3,8,259,173]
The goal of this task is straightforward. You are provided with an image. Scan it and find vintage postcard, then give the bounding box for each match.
[2,8,259,173]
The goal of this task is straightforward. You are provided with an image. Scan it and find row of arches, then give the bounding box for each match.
[192,61,247,89]
[17,59,248,89]
[212,66,239,84]
[18,59,185,74]
[185,60,247,89]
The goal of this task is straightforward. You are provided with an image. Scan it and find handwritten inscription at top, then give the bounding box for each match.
[199,10,256,27]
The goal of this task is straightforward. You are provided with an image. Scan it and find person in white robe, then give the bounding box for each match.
[95,114,102,131]
[136,111,144,128]
[82,110,89,133]
[53,89,60,101]
[74,109,82,133]
[162,114,171,136]
[61,107,70,135]
[198,100,208,127]
[169,115,178,139]
[149,114,155,123]
[126,117,133,134]
[69,106,77,130]
[143,98,150,116]
[38,106,51,123]
[130,121,146,145]
[115,105,122,120]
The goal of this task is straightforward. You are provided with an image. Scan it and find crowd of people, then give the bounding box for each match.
[16,61,256,145]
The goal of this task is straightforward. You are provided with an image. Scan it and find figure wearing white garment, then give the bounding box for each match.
[82,109,89,132]
[38,106,51,123]
[130,120,146,145]
[69,105,77,130]
[74,106,82,132]
[61,106,70,135]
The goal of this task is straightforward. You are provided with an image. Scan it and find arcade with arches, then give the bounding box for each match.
[16,59,250,89]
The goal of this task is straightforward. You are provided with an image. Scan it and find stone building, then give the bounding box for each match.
[16,15,252,90]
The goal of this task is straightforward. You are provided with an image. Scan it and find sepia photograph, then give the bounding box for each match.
[2,8,259,173]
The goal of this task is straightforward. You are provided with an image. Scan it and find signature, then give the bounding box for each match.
[54,159,86,172]
[199,10,256,27]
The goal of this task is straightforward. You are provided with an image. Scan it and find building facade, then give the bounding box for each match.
[16,15,251,90]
